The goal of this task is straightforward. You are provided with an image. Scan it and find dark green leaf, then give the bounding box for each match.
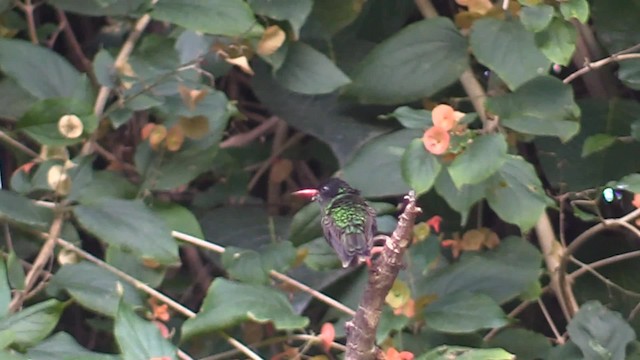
[434,170,486,225]
[301,0,364,38]
[274,42,350,95]
[534,18,577,66]
[49,262,143,316]
[0,258,9,317]
[73,199,180,265]
[6,251,25,291]
[222,247,268,284]
[0,190,50,228]
[69,170,137,204]
[346,18,468,105]
[114,301,177,360]
[151,0,258,37]
[385,106,433,129]
[302,237,341,270]
[470,18,550,90]
[27,332,119,360]
[618,60,640,91]
[182,278,308,339]
[0,299,66,349]
[547,341,583,360]
[49,0,145,16]
[342,129,419,197]
[560,0,590,23]
[582,134,617,157]
[425,291,508,333]
[93,49,116,88]
[567,301,635,360]
[486,328,551,360]
[289,202,323,246]
[419,346,514,360]
[401,138,442,195]
[106,247,166,289]
[486,156,549,231]
[417,237,542,303]
[248,0,312,37]
[448,134,508,188]
[0,78,38,120]
[377,307,409,343]
[150,202,204,238]
[520,4,554,32]
[617,174,640,193]
[486,76,580,142]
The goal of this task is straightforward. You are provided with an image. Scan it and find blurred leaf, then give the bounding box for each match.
[27,332,119,360]
[486,156,548,231]
[486,328,551,360]
[49,0,145,16]
[520,4,554,32]
[151,0,258,37]
[289,202,323,246]
[617,174,640,193]
[106,247,166,289]
[534,18,577,66]
[6,251,25,291]
[0,299,66,349]
[302,237,342,270]
[150,202,204,238]
[182,278,308,339]
[470,17,550,90]
[49,262,143,316]
[486,76,580,142]
[0,78,37,120]
[73,199,180,265]
[560,0,590,23]
[222,242,296,284]
[417,237,542,303]
[448,134,508,188]
[618,60,640,91]
[93,49,115,88]
[274,42,350,94]
[582,134,617,157]
[377,307,410,343]
[547,341,584,360]
[248,0,312,38]
[567,301,635,360]
[114,301,177,360]
[419,346,514,360]
[69,171,137,204]
[343,129,419,197]
[0,258,9,317]
[434,170,486,225]
[401,138,442,195]
[0,190,50,228]
[346,18,468,105]
[0,38,82,99]
[302,0,364,38]
[386,106,433,129]
[425,291,508,333]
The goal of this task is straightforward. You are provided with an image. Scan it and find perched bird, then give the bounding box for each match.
[293,178,377,267]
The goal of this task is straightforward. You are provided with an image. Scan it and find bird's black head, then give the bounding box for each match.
[317,178,358,203]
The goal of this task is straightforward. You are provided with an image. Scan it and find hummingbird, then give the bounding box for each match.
[293,178,377,268]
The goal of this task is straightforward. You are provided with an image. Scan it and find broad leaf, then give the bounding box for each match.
[302,0,364,38]
[73,199,180,265]
[560,0,590,23]
[617,173,640,193]
[222,242,296,284]
[470,17,550,90]
[150,202,204,238]
[289,202,323,246]
[448,134,508,188]
[151,0,258,37]
[581,134,616,157]
[420,346,514,360]
[486,76,580,142]
[346,17,468,105]
[0,191,50,228]
[486,156,548,231]
[49,0,145,16]
[567,301,635,360]
[0,299,66,349]
[434,170,486,225]
[425,291,508,333]
[274,42,350,95]
[535,18,577,66]
[385,106,433,129]
[248,0,312,38]
[27,332,119,360]
[0,258,9,317]
[487,328,551,360]
[182,278,308,339]
[342,129,419,197]
[0,78,38,120]
[401,138,442,195]
[114,301,177,360]
[520,5,554,33]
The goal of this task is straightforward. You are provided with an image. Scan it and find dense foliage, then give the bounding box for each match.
[0,0,640,359]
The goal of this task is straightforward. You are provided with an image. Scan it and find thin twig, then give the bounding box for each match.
[537,299,564,344]
[569,250,640,280]
[15,0,39,44]
[219,116,280,149]
[55,9,99,87]
[570,257,640,298]
[247,133,305,191]
[0,131,40,159]
[171,231,355,316]
[202,334,347,360]
[564,44,640,84]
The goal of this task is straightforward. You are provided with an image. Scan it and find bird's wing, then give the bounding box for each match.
[321,214,353,268]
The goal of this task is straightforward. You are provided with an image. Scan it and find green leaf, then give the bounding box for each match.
[520,4,554,32]
[289,202,323,246]
[73,199,180,265]
[470,17,550,90]
[301,0,364,38]
[346,18,468,105]
[425,291,508,333]
[560,0,590,23]
[69,170,137,204]
[417,236,542,303]
[49,0,145,16]
[617,173,640,193]
[302,237,341,270]
[150,202,204,238]
[49,262,143,316]
[534,18,577,66]
[0,78,38,120]
[582,134,617,157]
[419,346,514,360]
[486,156,548,231]
[0,258,10,317]
[0,190,50,228]
[0,299,67,349]
[114,301,177,360]
[93,49,116,88]
[222,242,296,284]
[486,76,580,142]
[0,38,82,99]
[342,129,419,197]
[106,247,166,289]
[248,0,312,38]
[6,251,25,291]
[401,138,441,195]
[617,60,640,90]
[434,170,486,225]
[385,106,433,129]
[27,332,119,360]
[567,301,635,360]
[486,328,551,360]
[182,278,308,339]
[274,42,350,95]
[151,0,258,37]
[377,307,410,343]
[448,134,508,188]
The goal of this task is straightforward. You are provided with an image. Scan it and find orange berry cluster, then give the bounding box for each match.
[422,104,465,155]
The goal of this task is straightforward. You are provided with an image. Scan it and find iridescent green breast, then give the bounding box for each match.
[326,196,369,233]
